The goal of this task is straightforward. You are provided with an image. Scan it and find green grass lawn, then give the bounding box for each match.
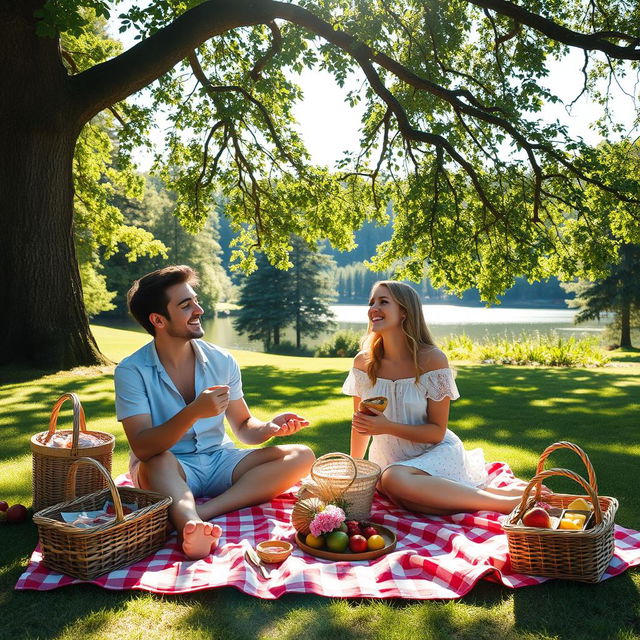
[0,325,639,639]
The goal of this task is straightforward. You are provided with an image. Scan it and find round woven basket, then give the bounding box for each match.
[299,452,381,521]
[30,393,115,511]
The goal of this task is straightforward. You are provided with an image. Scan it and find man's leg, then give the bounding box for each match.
[196,444,314,521]
[136,451,222,560]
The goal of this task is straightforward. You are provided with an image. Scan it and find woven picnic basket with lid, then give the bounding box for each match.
[33,457,172,580]
[30,393,115,511]
[503,441,618,583]
[298,452,381,521]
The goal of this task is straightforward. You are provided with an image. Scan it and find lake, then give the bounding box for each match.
[204,304,608,352]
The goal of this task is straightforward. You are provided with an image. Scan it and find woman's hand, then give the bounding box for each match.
[351,407,392,436]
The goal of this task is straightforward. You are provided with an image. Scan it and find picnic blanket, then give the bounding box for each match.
[15,462,640,599]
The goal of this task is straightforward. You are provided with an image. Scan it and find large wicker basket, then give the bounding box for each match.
[33,457,172,580]
[30,393,115,511]
[503,441,618,583]
[298,452,381,521]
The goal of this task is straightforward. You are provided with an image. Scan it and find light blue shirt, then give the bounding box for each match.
[114,339,243,457]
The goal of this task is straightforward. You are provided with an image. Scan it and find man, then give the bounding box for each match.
[114,265,314,560]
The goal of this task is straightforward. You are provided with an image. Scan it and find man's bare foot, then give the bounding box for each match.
[181,520,223,560]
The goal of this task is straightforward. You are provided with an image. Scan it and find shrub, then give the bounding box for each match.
[267,341,313,356]
[315,330,362,358]
[441,332,610,367]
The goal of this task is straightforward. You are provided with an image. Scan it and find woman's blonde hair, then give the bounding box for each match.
[362,281,436,384]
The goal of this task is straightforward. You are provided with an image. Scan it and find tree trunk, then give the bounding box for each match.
[0,2,107,369]
[273,326,280,345]
[620,301,632,348]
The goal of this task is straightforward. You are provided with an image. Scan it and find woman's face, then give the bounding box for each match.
[368,285,404,332]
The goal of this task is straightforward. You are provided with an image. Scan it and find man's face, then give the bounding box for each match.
[161,282,205,340]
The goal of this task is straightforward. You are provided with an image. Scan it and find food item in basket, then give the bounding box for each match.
[291,497,326,535]
[6,504,29,524]
[41,431,105,448]
[326,530,349,552]
[367,534,385,551]
[521,506,552,528]
[348,534,368,553]
[567,497,593,512]
[359,396,388,415]
[305,533,325,549]
[559,512,587,530]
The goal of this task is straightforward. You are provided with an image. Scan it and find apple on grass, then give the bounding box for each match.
[521,506,552,528]
[0,501,8,512]
[6,504,29,524]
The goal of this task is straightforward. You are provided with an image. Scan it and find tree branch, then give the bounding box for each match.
[465,0,640,60]
[73,0,279,123]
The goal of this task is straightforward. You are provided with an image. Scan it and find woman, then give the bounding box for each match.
[342,281,526,515]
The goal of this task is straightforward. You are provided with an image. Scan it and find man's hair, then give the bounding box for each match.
[127,265,199,336]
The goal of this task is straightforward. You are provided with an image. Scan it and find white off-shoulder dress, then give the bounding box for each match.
[342,367,488,488]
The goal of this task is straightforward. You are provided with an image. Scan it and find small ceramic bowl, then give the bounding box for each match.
[255,540,293,563]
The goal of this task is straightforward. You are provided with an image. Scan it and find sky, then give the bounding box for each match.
[106,10,638,172]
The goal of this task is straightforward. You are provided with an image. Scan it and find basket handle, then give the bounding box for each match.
[311,452,358,492]
[536,441,598,495]
[43,393,88,456]
[65,457,125,522]
[509,467,603,526]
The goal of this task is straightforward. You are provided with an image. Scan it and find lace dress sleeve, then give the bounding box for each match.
[342,368,364,397]
[424,368,460,401]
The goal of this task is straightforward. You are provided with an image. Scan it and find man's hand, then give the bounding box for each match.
[191,385,230,419]
[267,412,309,437]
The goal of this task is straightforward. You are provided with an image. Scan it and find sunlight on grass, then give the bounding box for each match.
[0,325,639,640]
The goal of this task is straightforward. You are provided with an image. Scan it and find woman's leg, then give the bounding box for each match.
[380,465,522,515]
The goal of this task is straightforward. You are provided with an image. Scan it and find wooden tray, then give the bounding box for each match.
[295,524,397,561]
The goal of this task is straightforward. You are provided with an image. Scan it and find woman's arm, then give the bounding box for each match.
[351,395,450,445]
[350,396,371,458]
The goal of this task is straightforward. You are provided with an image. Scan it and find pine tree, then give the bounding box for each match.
[563,244,640,348]
[234,237,337,350]
[233,252,291,350]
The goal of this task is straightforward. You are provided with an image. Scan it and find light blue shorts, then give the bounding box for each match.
[130,447,254,498]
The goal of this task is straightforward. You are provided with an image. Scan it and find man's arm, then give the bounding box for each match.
[121,386,231,461]
[225,398,309,445]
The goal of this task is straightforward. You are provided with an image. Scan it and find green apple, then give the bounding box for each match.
[326,530,349,552]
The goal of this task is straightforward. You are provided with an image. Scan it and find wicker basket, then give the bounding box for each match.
[503,441,618,583]
[298,452,381,521]
[33,457,172,580]
[31,393,115,511]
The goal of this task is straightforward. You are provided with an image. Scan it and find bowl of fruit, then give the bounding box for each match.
[296,519,396,561]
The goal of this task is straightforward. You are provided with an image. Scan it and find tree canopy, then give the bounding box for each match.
[3,0,640,367]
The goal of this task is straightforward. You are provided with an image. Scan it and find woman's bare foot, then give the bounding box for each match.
[181,520,222,560]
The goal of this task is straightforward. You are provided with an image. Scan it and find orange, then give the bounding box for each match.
[305,533,325,548]
[367,534,385,551]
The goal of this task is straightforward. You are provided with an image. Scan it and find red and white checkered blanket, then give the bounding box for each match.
[15,462,640,599]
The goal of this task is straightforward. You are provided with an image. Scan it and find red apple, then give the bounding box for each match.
[6,504,29,524]
[521,506,552,528]
[0,501,8,512]
[349,534,368,553]
[362,526,378,539]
